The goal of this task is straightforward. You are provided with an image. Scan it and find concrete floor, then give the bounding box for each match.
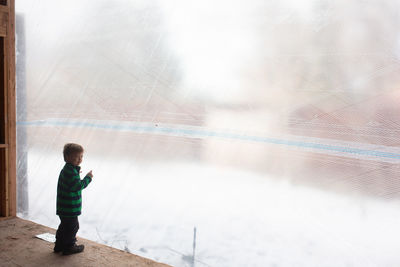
[0,217,170,267]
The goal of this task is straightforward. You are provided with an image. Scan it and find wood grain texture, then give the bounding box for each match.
[0,0,15,218]
[6,0,15,217]
[0,11,7,37]
[0,148,5,216]
[0,218,171,266]
[0,37,4,143]
[0,34,5,218]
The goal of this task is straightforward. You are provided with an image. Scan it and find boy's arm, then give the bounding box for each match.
[69,175,92,192]
[64,170,92,192]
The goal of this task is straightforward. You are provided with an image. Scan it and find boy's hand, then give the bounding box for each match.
[86,170,93,178]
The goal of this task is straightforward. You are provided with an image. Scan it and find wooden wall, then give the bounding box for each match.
[0,0,16,218]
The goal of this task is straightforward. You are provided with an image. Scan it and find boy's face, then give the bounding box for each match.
[68,152,83,166]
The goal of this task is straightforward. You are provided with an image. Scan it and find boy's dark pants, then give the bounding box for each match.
[55,216,79,248]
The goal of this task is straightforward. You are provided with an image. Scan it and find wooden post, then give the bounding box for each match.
[0,148,6,216]
[7,0,16,217]
[0,0,16,218]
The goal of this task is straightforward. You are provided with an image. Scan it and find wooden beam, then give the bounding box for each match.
[0,148,6,216]
[6,0,15,217]
[0,33,5,217]
[0,0,15,218]
[0,11,7,37]
[4,147,8,217]
[0,6,8,13]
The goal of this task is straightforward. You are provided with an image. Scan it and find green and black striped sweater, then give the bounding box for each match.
[56,163,92,217]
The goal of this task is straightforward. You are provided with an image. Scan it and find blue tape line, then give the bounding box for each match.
[17,120,400,160]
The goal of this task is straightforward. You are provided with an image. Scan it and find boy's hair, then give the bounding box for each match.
[63,143,84,162]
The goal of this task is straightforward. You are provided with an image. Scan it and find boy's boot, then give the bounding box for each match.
[62,244,85,255]
[53,243,63,253]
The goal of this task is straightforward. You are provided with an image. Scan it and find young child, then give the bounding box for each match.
[54,143,93,255]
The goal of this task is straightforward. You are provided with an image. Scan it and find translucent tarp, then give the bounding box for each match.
[16,0,400,266]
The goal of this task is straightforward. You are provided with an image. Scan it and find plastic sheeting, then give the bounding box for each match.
[16,0,400,266]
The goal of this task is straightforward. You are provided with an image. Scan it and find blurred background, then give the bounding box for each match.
[16,0,400,266]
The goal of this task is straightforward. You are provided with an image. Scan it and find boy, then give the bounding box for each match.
[54,143,93,255]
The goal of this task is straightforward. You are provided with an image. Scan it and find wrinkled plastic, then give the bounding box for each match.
[16,0,400,266]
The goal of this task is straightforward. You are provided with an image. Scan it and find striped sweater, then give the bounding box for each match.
[56,163,92,217]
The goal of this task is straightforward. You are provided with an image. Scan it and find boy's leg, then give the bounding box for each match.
[63,216,79,247]
[54,216,66,252]
[62,217,84,255]
[72,217,79,244]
